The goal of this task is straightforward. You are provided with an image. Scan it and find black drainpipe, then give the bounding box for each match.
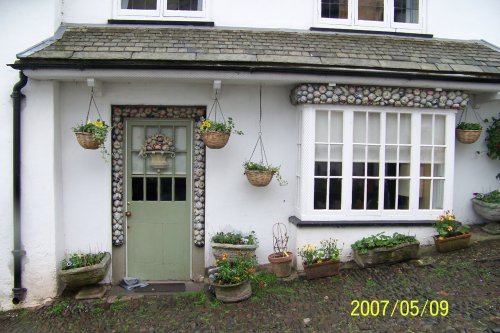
[11,71,28,304]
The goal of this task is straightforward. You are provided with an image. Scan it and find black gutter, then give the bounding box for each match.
[9,60,500,84]
[11,71,28,305]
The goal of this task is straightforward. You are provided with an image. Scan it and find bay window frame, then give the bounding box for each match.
[114,0,209,21]
[298,104,455,222]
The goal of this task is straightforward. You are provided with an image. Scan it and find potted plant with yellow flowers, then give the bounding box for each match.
[211,253,257,303]
[433,210,471,253]
[298,238,341,279]
[200,117,243,149]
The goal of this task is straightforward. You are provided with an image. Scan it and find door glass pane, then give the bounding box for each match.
[132,152,144,175]
[132,126,144,150]
[316,112,328,142]
[174,178,187,201]
[434,115,446,145]
[146,177,158,201]
[330,112,343,143]
[419,179,431,209]
[353,112,366,143]
[386,113,398,144]
[321,0,349,19]
[159,156,174,175]
[160,178,173,201]
[160,126,174,140]
[352,179,365,209]
[122,0,157,10]
[146,126,159,137]
[400,113,411,144]
[329,179,342,210]
[358,0,384,21]
[175,153,187,174]
[175,126,187,151]
[394,0,419,23]
[132,178,144,201]
[366,179,379,210]
[368,113,380,144]
[314,178,327,209]
[432,179,444,209]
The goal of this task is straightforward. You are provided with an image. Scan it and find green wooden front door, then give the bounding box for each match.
[126,120,192,280]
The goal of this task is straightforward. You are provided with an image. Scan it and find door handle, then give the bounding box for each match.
[125,211,132,217]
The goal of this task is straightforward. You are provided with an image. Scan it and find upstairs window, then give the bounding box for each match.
[316,0,424,32]
[115,0,207,20]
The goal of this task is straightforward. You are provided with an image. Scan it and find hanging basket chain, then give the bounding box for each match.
[85,87,104,124]
[248,86,269,165]
[207,89,226,124]
[458,102,483,125]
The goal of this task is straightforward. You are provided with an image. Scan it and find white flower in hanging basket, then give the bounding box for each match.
[139,134,176,169]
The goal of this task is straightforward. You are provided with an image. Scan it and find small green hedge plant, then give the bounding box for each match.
[211,231,258,245]
[61,252,106,270]
[456,122,482,130]
[351,233,418,254]
[474,190,500,204]
[485,113,500,160]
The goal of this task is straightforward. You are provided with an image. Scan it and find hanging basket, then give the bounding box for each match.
[456,129,482,144]
[75,132,102,150]
[202,132,230,149]
[245,170,274,187]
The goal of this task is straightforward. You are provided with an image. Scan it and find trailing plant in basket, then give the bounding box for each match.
[485,113,500,160]
[298,238,341,265]
[211,231,258,245]
[433,210,471,239]
[351,233,417,254]
[61,252,107,270]
[72,119,111,156]
[200,117,243,135]
[243,161,288,186]
[214,253,257,285]
[456,122,482,131]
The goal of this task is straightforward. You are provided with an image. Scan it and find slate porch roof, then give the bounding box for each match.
[12,25,500,82]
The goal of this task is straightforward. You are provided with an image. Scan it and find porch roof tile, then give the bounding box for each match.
[14,25,500,81]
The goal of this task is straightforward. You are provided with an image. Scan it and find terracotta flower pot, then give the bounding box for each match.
[59,252,111,289]
[433,233,471,253]
[268,252,293,278]
[353,242,420,268]
[303,260,340,280]
[211,243,258,261]
[213,279,252,303]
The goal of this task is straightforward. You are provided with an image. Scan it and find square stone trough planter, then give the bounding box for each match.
[353,242,420,268]
[303,260,340,280]
[59,252,111,289]
[212,243,258,261]
[433,233,471,253]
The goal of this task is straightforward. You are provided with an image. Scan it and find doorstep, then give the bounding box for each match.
[104,281,205,303]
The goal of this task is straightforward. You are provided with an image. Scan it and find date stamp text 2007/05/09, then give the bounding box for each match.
[351,300,449,317]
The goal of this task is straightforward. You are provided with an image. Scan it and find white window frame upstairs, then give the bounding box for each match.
[314,0,425,33]
[114,0,210,21]
[298,105,456,222]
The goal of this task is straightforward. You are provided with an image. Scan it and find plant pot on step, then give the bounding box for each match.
[353,241,420,268]
[303,260,340,280]
[212,279,252,303]
[59,252,111,289]
[268,252,293,278]
[201,131,230,149]
[212,243,258,261]
[75,132,102,150]
[456,129,482,144]
[433,233,471,253]
[245,170,273,187]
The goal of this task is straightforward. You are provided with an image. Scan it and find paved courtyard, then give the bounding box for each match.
[1,237,499,333]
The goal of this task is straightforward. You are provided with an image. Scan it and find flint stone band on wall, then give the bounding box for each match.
[290,84,469,109]
[111,106,206,247]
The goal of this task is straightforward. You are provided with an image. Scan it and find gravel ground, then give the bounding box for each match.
[1,239,499,333]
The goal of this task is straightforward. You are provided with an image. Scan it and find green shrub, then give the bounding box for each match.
[211,231,258,245]
[351,233,417,254]
[61,252,106,270]
[456,122,482,130]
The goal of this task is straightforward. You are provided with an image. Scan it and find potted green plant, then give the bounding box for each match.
[351,233,419,268]
[298,238,341,279]
[211,253,257,303]
[472,190,500,234]
[200,117,242,149]
[211,231,258,261]
[243,161,287,187]
[456,122,482,144]
[433,210,471,253]
[139,133,176,171]
[267,223,293,278]
[59,251,111,289]
[73,119,111,155]
[485,113,500,160]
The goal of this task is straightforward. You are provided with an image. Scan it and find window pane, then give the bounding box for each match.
[146,177,158,201]
[353,162,365,176]
[384,179,396,209]
[434,115,446,145]
[421,115,433,145]
[419,179,431,209]
[315,162,328,176]
[421,146,432,163]
[432,179,444,209]
[175,153,187,175]
[329,179,342,210]
[367,146,379,163]
[316,144,328,162]
[386,113,398,144]
[175,126,187,151]
[132,177,144,201]
[353,112,366,143]
[367,163,379,177]
[385,145,397,163]
[358,0,384,21]
[353,145,365,162]
[399,146,411,163]
[398,179,410,209]
[321,0,349,19]
[174,178,187,201]
[132,126,144,150]
[330,145,342,161]
[368,113,380,144]
[314,178,327,209]
[316,111,329,142]
[160,126,174,140]
[420,164,431,177]
[352,179,365,209]
[385,162,397,177]
[330,162,342,177]
[122,0,157,10]
[399,163,410,177]
[160,178,173,201]
[132,152,144,175]
[367,179,379,210]
[330,112,343,143]
[394,0,419,23]
[167,0,202,11]
[400,113,411,144]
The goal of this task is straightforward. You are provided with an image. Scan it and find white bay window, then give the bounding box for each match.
[115,0,208,20]
[299,105,455,221]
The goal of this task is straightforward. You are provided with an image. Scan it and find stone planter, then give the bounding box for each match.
[433,233,471,253]
[59,252,111,289]
[268,252,293,278]
[471,198,500,234]
[213,279,252,303]
[212,243,258,261]
[353,242,420,268]
[303,260,340,280]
